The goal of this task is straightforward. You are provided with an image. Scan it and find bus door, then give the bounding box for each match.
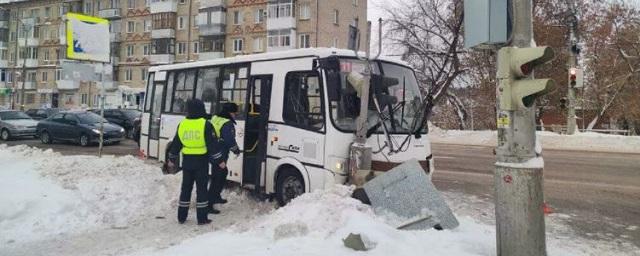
[242,75,273,192]
[147,72,166,159]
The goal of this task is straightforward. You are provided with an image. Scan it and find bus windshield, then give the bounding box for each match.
[329,59,426,134]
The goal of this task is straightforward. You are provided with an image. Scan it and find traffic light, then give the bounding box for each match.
[497,47,556,110]
[560,97,567,109]
[568,67,583,88]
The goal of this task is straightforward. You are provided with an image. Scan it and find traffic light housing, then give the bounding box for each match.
[568,67,583,88]
[497,47,556,110]
[560,97,567,109]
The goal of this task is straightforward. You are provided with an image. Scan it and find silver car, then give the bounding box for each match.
[0,110,39,140]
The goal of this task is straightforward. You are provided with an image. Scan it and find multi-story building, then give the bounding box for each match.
[0,0,366,110]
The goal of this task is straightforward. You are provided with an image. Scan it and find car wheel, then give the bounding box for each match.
[40,131,52,144]
[79,134,90,147]
[275,167,305,206]
[0,129,10,141]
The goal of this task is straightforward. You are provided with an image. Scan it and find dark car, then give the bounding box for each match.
[36,111,126,146]
[90,108,141,139]
[25,108,65,120]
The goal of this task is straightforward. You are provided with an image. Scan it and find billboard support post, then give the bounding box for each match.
[64,13,110,157]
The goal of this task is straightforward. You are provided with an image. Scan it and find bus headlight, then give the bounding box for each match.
[335,162,343,171]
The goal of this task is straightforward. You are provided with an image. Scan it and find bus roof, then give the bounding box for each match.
[148,48,411,72]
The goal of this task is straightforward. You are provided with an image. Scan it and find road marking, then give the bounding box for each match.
[435,169,640,192]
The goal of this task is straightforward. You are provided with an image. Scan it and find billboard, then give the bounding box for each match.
[66,13,110,63]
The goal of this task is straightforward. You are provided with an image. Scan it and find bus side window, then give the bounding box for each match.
[171,70,197,114]
[196,67,221,115]
[283,71,324,131]
[221,67,248,120]
[163,72,175,113]
[144,73,155,112]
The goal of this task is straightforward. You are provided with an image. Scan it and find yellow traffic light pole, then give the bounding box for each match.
[494,0,556,255]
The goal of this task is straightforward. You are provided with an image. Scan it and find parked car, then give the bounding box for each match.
[0,110,39,140]
[36,111,126,146]
[90,108,141,139]
[25,108,65,120]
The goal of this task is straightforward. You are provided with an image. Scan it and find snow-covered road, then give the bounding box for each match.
[0,145,638,256]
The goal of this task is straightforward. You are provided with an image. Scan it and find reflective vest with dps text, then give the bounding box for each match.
[211,115,230,139]
[178,118,207,155]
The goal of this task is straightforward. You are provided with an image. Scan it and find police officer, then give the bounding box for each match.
[168,99,222,225]
[208,102,241,213]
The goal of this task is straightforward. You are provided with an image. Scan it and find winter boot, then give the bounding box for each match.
[177,201,190,223]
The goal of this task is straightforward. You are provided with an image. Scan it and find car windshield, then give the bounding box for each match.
[77,112,108,124]
[329,59,426,134]
[122,109,141,119]
[0,111,32,120]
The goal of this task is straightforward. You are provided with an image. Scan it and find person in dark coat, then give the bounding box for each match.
[208,102,241,213]
[168,99,222,225]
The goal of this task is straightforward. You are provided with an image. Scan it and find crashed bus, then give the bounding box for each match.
[140,48,433,205]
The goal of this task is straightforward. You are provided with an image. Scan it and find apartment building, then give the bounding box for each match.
[0,0,367,110]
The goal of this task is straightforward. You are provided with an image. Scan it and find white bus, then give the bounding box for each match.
[141,48,434,205]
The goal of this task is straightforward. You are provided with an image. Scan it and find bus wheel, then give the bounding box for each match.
[276,167,305,206]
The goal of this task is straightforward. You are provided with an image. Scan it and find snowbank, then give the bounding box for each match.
[429,126,640,153]
[133,186,637,256]
[0,144,179,243]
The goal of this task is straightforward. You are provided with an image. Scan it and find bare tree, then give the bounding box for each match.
[384,0,466,127]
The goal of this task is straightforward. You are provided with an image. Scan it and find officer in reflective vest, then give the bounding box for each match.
[208,102,241,213]
[168,99,222,225]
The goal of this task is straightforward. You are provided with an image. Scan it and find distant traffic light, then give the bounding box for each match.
[560,97,567,109]
[568,67,583,88]
[497,47,557,110]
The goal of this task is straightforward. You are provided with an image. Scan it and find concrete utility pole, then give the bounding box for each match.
[494,0,548,255]
[19,23,30,111]
[566,0,579,135]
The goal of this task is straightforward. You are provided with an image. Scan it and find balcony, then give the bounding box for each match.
[267,16,296,30]
[151,28,175,39]
[149,54,175,65]
[0,60,7,67]
[56,80,79,90]
[200,0,225,9]
[18,37,39,47]
[150,0,178,13]
[17,59,39,68]
[42,59,61,66]
[0,21,8,29]
[20,17,36,26]
[99,81,115,90]
[198,23,225,36]
[0,41,7,49]
[110,32,121,42]
[0,81,6,88]
[99,8,121,19]
[22,82,36,90]
[198,51,224,60]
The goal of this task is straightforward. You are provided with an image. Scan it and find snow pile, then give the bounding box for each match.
[0,144,178,243]
[429,126,640,153]
[133,185,625,256]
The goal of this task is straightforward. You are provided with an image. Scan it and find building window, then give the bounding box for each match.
[268,30,292,48]
[353,0,358,6]
[299,3,310,20]
[254,9,265,23]
[81,94,88,105]
[128,0,136,9]
[144,20,151,32]
[233,11,242,25]
[152,12,176,30]
[253,37,263,52]
[45,7,51,17]
[179,0,186,4]
[143,44,150,55]
[178,16,186,30]
[333,10,339,25]
[141,68,148,81]
[41,71,48,82]
[127,21,135,33]
[125,69,133,81]
[193,42,199,53]
[56,70,62,80]
[283,71,323,130]
[177,42,186,55]
[299,34,310,48]
[233,38,244,53]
